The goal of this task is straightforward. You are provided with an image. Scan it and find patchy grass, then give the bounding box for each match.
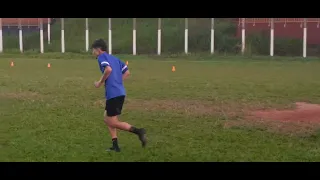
[0,91,43,100]
[224,117,320,136]
[94,98,241,117]
[2,56,320,162]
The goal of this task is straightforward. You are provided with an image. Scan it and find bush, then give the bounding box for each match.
[246,31,303,56]
[212,20,240,54]
[274,38,302,56]
[3,19,305,57]
[2,18,242,55]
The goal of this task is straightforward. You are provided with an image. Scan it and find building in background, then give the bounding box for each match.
[236,18,320,44]
[1,18,51,35]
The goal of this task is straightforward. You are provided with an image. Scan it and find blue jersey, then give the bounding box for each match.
[97,52,128,100]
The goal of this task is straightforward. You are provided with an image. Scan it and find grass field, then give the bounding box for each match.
[2,55,320,162]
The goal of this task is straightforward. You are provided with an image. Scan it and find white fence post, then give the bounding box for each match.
[241,18,245,54]
[157,18,161,55]
[303,18,307,58]
[47,18,51,44]
[210,18,215,54]
[184,18,188,54]
[18,18,23,53]
[108,18,112,54]
[40,18,44,53]
[85,18,89,52]
[270,18,274,57]
[133,18,136,55]
[61,18,65,53]
[0,18,3,53]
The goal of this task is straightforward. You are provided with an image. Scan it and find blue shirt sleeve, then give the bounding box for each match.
[120,60,128,74]
[98,56,110,69]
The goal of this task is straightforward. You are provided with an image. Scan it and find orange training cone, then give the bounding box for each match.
[10,61,14,67]
[172,66,176,72]
[47,63,51,68]
[126,61,129,65]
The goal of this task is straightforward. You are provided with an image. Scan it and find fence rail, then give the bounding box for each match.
[0,18,320,57]
[242,18,320,23]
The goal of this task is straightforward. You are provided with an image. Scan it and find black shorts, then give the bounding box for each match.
[105,96,125,117]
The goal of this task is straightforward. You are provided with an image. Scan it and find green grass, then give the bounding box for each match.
[2,55,320,162]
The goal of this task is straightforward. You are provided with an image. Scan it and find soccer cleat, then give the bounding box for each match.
[106,146,121,152]
[137,128,147,148]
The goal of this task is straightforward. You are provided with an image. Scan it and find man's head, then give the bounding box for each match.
[92,39,107,56]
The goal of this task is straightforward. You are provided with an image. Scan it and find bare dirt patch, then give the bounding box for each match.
[94,98,245,117]
[0,92,43,100]
[251,102,320,123]
[95,99,320,134]
[225,102,320,135]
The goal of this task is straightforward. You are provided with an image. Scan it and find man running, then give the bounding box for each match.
[92,39,147,152]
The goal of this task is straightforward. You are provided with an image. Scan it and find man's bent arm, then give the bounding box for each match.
[99,66,112,83]
[122,70,130,80]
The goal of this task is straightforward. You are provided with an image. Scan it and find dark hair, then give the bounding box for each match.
[91,39,107,51]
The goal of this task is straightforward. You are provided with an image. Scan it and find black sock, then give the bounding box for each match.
[112,138,119,148]
[129,126,140,134]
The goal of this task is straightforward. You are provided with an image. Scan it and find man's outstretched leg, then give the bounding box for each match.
[105,116,147,147]
[105,96,147,152]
